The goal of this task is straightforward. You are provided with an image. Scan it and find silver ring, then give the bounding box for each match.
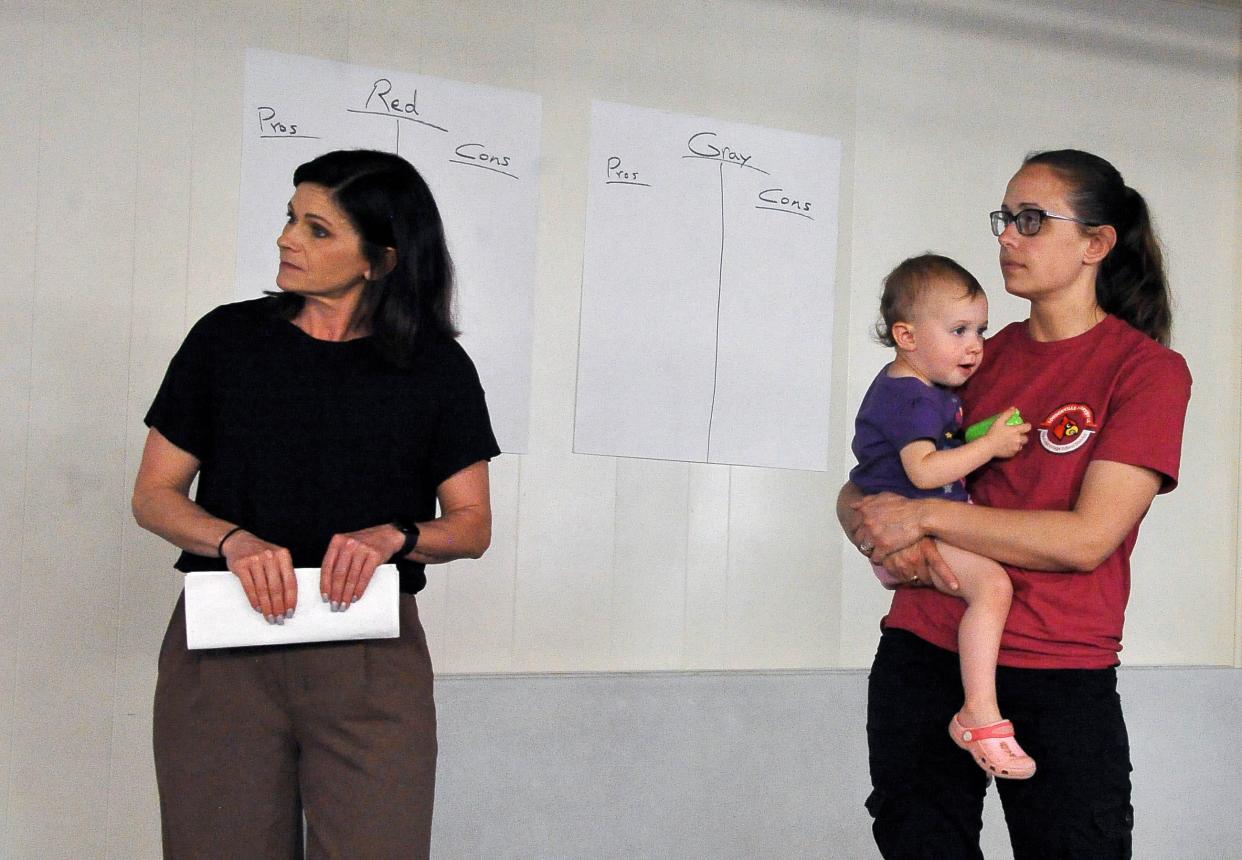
[858,541,875,557]
[909,574,920,584]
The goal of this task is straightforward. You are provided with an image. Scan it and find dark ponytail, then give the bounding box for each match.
[1023,149,1172,345]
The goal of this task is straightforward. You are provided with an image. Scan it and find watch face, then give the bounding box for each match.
[395,521,419,556]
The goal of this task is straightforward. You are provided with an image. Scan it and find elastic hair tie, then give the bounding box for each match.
[217,525,244,558]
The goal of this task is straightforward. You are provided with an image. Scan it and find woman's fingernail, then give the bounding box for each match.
[331,601,340,612]
[265,614,274,624]
[321,593,329,603]
[275,615,284,626]
[285,608,294,618]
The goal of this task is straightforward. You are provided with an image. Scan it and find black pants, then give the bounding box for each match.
[867,628,1133,859]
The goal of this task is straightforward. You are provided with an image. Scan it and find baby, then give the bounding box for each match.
[850,254,1036,780]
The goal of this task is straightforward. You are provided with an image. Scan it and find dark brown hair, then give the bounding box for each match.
[270,149,458,368]
[1023,149,1171,345]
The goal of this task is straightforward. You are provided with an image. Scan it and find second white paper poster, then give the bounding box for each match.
[575,101,842,471]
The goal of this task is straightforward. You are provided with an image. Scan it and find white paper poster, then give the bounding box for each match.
[574,101,842,471]
[238,49,541,453]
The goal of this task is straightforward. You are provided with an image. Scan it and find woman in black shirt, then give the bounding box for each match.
[133,149,499,858]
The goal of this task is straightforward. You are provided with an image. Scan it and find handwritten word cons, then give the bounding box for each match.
[366,79,419,116]
[455,142,511,169]
[687,132,758,171]
[450,142,518,179]
[757,188,813,218]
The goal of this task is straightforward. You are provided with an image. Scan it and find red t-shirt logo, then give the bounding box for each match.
[1039,403,1098,454]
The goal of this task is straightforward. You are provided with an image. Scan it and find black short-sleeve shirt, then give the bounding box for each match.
[145,298,501,593]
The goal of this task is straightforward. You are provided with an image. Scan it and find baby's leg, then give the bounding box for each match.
[932,540,1012,727]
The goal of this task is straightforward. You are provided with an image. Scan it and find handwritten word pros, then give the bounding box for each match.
[257,106,298,136]
[365,78,419,115]
[606,157,640,182]
[687,131,752,168]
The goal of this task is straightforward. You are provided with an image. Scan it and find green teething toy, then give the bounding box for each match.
[964,409,1024,443]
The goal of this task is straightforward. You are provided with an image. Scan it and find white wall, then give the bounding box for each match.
[0,1,1238,856]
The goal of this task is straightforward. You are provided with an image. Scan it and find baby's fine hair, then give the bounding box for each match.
[874,254,984,348]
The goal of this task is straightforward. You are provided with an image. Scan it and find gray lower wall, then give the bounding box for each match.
[432,667,1241,859]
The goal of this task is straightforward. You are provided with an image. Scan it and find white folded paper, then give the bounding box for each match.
[184,565,401,649]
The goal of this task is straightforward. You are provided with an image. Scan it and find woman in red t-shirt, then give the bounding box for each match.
[839,149,1191,859]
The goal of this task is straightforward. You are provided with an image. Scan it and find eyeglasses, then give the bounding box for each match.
[989,208,1100,237]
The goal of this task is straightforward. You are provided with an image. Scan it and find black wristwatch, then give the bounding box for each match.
[392,520,420,560]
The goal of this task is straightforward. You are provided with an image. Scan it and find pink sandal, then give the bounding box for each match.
[948,714,1036,780]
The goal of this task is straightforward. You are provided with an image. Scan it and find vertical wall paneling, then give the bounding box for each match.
[1236,18,1242,671]
[511,455,618,670]
[0,0,44,847]
[682,464,732,669]
[436,454,521,673]
[610,458,691,668]
[726,468,839,669]
[508,2,617,673]
[182,1,251,323]
[8,2,140,855]
[106,3,202,854]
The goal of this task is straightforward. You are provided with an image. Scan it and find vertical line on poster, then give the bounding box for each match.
[706,161,726,462]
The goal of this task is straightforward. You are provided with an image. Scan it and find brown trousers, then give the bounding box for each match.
[153,594,437,859]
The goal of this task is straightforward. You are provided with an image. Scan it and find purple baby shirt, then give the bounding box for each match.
[849,365,969,501]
